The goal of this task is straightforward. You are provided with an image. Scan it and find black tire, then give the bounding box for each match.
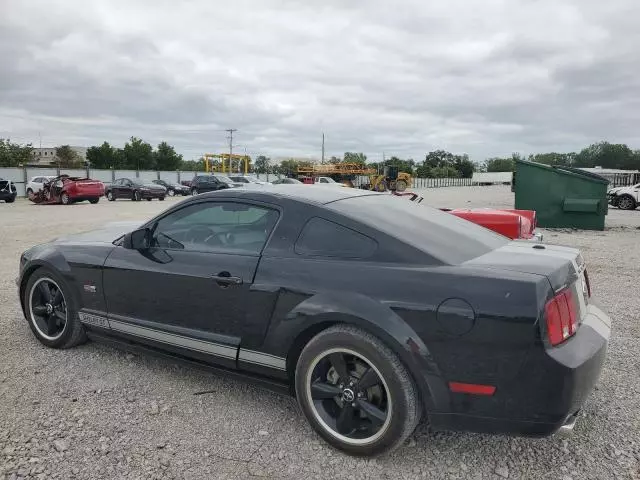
[6,197,15,203]
[107,191,115,201]
[168,189,175,197]
[26,188,33,197]
[617,194,637,210]
[89,198,99,204]
[146,197,152,201]
[61,192,71,205]
[191,188,198,196]
[133,190,141,201]
[295,325,420,456]
[23,268,87,349]
[159,196,165,201]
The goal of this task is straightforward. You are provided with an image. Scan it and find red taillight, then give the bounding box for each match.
[545,289,579,346]
[448,382,496,396]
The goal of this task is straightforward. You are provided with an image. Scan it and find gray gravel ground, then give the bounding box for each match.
[1,187,639,480]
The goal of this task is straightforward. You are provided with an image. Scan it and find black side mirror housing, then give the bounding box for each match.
[123,228,151,250]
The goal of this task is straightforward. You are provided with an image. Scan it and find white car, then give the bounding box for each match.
[607,183,640,210]
[26,176,56,196]
[314,176,346,187]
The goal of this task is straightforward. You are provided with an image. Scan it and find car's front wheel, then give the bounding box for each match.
[133,190,141,201]
[167,189,175,196]
[23,269,87,349]
[89,197,99,204]
[295,325,420,456]
[107,191,115,201]
[159,196,165,201]
[617,194,637,210]
[61,192,71,205]
[191,188,199,196]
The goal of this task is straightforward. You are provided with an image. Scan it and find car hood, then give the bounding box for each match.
[52,221,144,244]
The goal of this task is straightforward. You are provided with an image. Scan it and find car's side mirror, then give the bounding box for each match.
[123,227,151,250]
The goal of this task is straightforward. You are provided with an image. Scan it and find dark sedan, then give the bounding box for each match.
[17,186,610,456]
[152,179,189,196]
[105,178,166,201]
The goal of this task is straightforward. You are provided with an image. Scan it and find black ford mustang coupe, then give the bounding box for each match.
[17,186,610,456]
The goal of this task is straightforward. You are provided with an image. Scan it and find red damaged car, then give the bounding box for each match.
[394,192,542,241]
[29,175,105,205]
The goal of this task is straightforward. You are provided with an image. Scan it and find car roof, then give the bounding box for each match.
[198,184,379,205]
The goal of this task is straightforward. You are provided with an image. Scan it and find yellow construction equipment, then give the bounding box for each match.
[203,153,251,174]
[368,172,412,192]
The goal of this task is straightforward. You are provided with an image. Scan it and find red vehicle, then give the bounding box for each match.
[28,175,105,205]
[394,192,541,240]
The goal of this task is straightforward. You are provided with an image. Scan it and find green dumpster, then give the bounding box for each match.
[513,160,609,230]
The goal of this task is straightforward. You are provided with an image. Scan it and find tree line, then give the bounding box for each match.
[483,141,640,172]
[2,138,640,175]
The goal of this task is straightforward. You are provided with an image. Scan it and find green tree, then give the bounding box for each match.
[343,152,367,165]
[180,158,206,171]
[123,137,154,170]
[453,154,475,178]
[574,141,640,170]
[278,159,301,176]
[253,155,270,174]
[56,145,82,167]
[431,165,460,178]
[154,142,182,170]
[528,152,576,167]
[0,139,33,167]
[86,141,121,169]
[328,156,342,164]
[483,157,515,172]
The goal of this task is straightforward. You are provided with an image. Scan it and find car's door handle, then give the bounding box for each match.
[212,272,243,286]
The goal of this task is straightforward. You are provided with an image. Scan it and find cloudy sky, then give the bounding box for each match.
[2,0,639,163]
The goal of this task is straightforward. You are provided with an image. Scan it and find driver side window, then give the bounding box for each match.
[152,201,279,254]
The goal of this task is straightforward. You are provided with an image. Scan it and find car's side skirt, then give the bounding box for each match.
[78,309,287,375]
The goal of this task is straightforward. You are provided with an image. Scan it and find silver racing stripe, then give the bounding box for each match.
[238,349,286,370]
[78,312,286,369]
[108,320,237,359]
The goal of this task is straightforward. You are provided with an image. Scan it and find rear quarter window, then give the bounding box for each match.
[328,195,509,265]
[295,217,377,259]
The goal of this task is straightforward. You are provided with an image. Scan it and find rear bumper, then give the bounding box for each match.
[429,303,610,436]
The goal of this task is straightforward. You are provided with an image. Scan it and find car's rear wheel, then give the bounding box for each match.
[107,191,115,201]
[133,190,141,201]
[395,180,407,192]
[6,197,15,203]
[146,198,152,201]
[23,269,87,349]
[27,188,33,197]
[295,325,420,456]
[617,194,636,210]
[191,188,198,196]
[159,196,165,201]
[61,193,71,205]
[89,197,99,204]
[168,189,175,196]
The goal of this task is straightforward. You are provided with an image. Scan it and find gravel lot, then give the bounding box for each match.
[1,187,639,480]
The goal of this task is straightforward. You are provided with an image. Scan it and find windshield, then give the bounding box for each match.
[216,176,235,185]
[320,177,336,183]
[329,195,509,265]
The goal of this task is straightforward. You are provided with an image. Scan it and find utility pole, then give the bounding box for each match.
[321,133,325,163]
[226,128,237,173]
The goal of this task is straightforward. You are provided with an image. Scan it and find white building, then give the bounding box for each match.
[31,146,88,165]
